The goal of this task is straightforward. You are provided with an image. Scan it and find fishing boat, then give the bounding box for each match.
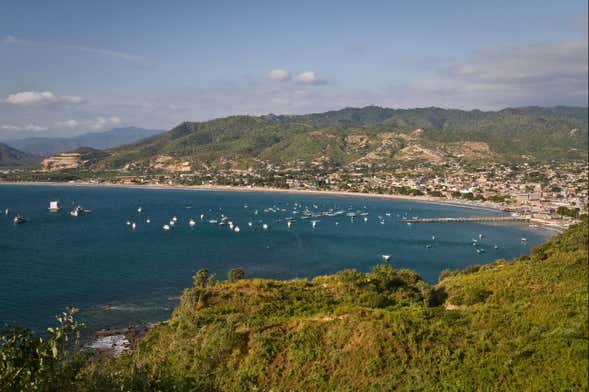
[70,206,82,217]
[48,201,61,212]
[13,214,26,224]
[381,254,391,261]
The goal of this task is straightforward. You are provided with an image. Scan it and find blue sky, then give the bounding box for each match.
[1,0,587,137]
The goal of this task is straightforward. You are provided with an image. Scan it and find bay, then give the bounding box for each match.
[0,184,552,331]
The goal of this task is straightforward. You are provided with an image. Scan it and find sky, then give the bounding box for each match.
[0,0,587,138]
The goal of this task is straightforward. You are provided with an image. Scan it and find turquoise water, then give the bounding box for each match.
[0,184,552,331]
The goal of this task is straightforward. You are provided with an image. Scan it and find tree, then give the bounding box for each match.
[193,269,209,288]
[228,267,245,282]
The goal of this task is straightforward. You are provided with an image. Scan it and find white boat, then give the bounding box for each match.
[48,201,61,211]
[162,224,171,231]
[262,223,268,230]
[381,254,391,261]
[521,238,527,242]
[146,218,151,224]
[70,207,81,217]
[426,244,432,249]
[172,216,178,222]
[13,214,26,224]
[209,219,218,224]
[200,214,205,220]
[494,245,499,249]
[169,220,175,226]
[432,235,436,241]
[234,226,240,233]
[189,219,196,227]
[137,207,142,213]
[126,220,131,226]
[287,221,292,228]
[248,222,253,227]
[131,222,137,230]
[311,220,318,229]
[363,217,368,222]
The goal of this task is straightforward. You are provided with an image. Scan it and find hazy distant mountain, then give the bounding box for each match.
[89,106,588,171]
[0,143,40,167]
[4,127,163,156]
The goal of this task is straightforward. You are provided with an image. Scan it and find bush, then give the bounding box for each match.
[228,267,245,282]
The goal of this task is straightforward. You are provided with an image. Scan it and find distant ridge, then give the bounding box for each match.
[4,127,164,157]
[0,142,39,167]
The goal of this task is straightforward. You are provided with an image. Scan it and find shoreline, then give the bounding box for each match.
[1,180,505,213]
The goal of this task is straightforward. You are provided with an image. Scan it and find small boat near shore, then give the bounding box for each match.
[48,201,61,212]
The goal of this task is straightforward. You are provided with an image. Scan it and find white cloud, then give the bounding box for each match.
[2,35,145,63]
[56,119,80,129]
[268,69,290,81]
[90,115,121,130]
[5,91,85,106]
[294,71,326,85]
[1,123,48,132]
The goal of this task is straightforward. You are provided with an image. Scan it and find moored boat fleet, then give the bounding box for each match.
[3,199,532,260]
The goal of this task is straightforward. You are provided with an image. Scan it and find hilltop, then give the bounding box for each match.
[2,217,586,390]
[0,143,39,167]
[86,106,588,171]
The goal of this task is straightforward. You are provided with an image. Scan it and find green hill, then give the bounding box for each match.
[2,217,586,390]
[91,106,588,171]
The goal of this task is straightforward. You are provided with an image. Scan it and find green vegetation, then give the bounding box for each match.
[1,218,587,391]
[90,106,588,170]
[557,205,581,218]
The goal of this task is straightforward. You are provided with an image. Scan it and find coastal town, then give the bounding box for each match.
[2,159,586,231]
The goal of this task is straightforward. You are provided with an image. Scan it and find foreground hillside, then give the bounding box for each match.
[85,106,588,171]
[2,218,583,391]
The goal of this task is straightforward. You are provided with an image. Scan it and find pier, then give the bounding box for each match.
[400,216,529,223]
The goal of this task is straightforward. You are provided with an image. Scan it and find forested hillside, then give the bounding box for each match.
[91,106,588,170]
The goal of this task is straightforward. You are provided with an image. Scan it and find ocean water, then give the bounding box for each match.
[0,184,552,331]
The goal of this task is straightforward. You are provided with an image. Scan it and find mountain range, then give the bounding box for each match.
[3,127,163,157]
[90,106,588,171]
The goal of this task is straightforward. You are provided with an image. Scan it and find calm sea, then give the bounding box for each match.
[0,184,552,331]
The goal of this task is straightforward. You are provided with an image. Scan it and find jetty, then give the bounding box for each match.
[400,216,529,223]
